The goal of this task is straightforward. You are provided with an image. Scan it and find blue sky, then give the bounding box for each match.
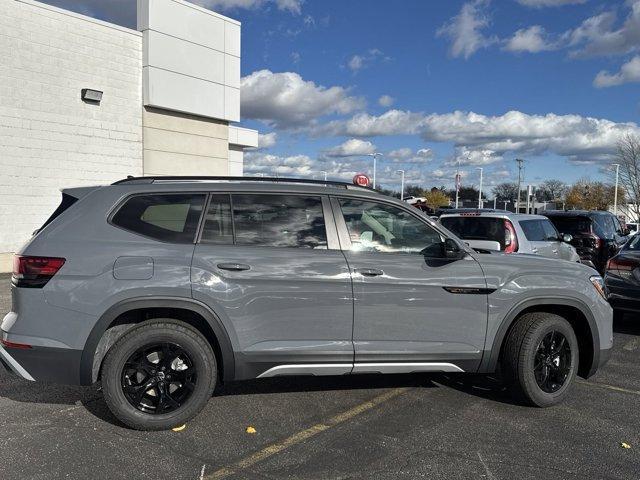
[43,0,640,192]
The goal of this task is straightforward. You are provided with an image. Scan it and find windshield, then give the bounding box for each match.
[546,216,592,236]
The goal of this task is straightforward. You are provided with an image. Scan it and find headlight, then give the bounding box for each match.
[590,275,607,300]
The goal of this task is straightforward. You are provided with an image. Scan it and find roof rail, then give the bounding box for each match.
[111,175,373,190]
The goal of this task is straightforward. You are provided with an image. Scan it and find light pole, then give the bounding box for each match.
[396,169,405,201]
[477,167,483,209]
[503,200,510,210]
[455,157,461,208]
[367,153,383,189]
[515,158,524,213]
[612,163,620,216]
[320,171,327,181]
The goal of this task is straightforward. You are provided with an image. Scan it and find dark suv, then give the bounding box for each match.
[542,210,630,273]
[2,177,612,430]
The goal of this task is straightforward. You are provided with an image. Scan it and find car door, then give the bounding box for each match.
[332,196,488,374]
[519,219,556,258]
[540,218,576,261]
[191,192,354,380]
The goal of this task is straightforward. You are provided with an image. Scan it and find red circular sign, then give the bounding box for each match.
[353,174,371,187]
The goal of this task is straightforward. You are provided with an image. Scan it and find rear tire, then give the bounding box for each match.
[102,319,217,431]
[501,312,578,407]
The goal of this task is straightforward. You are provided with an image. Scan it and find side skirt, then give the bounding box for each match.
[256,362,465,378]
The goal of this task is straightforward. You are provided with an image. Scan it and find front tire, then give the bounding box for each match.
[501,312,578,407]
[102,320,217,431]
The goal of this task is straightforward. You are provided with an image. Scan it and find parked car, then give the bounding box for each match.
[439,211,580,262]
[542,210,630,273]
[2,176,612,430]
[605,235,640,319]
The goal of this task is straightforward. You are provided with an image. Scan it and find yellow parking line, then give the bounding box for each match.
[579,380,640,396]
[205,387,410,480]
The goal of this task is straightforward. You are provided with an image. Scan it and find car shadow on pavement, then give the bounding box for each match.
[0,372,521,429]
[613,312,640,335]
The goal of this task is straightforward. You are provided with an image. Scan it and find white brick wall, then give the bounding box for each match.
[0,0,143,255]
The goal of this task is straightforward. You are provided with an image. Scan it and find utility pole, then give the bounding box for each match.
[477,167,483,209]
[612,163,620,216]
[396,170,405,201]
[515,158,524,214]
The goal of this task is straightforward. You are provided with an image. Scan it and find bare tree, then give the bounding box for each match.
[536,179,567,202]
[616,135,640,221]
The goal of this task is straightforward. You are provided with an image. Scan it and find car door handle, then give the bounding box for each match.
[217,263,251,272]
[355,268,384,277]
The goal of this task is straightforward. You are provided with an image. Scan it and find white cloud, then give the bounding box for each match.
[313,109,640,165]
[241,70,365,128]
[388,148,433,163]
[594,55,640,87]
[244,152,315,177]
[323,139,376,157]
[290,52,301,64]
[378,95,395,107]
[503,26,557,53]
[436,0,497,59]
[257,132,277,149]
[567,1,640,57]
[314,110,425,137]
[197,0,302,14]
[516,0,586,7]
[346,49,390,73]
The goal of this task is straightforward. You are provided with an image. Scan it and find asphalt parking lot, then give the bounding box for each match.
[1,273,639,480]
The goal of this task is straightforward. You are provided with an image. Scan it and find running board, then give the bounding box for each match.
[257,362,464,378]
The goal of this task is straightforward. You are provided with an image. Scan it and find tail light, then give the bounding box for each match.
[606,256,637,278]
[12,255,65,288]
[504,220,519,254]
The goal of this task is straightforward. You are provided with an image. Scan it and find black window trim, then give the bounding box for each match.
[330,194,454,257]
[195,191,340,250]
[108,191,209,244]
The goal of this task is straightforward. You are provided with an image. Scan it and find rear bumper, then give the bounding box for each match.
[0,340,82,384]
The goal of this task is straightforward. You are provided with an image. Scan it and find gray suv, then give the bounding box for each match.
[1,177,613,430]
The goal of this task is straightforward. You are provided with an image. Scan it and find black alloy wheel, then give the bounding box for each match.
[533,331,572,394]
[121,342,197,414]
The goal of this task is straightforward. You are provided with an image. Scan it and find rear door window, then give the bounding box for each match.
[232,194,328,249]
[440,216,506,249]
[111,194,206,243]
[541,219,560,241]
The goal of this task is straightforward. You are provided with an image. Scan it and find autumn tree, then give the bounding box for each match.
[565,179,624,210]
[424,189,451,210]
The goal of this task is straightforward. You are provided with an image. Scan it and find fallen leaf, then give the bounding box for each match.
[172,424,186,432]
[621,442,631,449]
[246,426,257,434]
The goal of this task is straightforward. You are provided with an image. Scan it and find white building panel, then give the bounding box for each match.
[144,67,226,120]
[144,30,225,85]
[139,0,241,123]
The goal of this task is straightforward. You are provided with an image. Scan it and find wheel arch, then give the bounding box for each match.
[80,297,236,386]
[480,297,601,379]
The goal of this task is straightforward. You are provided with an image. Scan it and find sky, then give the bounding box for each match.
[42,0,640,193]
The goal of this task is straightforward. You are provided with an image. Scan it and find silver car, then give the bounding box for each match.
[439,211,580,262]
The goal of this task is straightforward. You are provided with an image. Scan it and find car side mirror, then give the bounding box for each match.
[562,233,573,243]
[443,238,464,259]
[622,228,631,236]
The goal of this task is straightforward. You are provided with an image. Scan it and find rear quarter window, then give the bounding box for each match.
[111,194,205,243]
